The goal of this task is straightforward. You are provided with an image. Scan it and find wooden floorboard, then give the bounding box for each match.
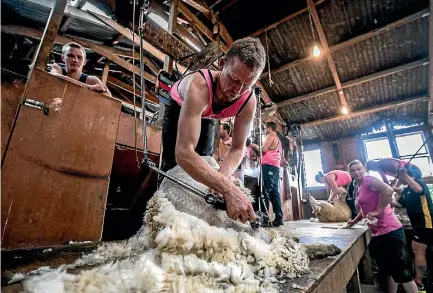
[1,220,370,292]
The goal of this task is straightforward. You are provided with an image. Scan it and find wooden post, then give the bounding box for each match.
[101,62,110,85]
[33,0,68,72]
[163,0,179,74]
[385,119,401,159]
[346,268,362,293]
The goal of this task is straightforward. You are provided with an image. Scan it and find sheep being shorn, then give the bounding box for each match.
[307,187,352,223]
[22,157,340,293]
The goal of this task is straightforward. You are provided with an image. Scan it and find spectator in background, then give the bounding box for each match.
[50,42,111,97]
[391,168,433,291]
[220,122,232,147]
[346,160,418,293]
[250,122,284,227]
[315,170,352,203]
[366,158,422,186]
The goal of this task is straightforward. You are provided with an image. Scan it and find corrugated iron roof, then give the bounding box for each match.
[301,99,428,141]
[251,0,430,141]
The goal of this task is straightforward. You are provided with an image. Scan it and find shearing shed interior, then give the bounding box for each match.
[1,0,433,292]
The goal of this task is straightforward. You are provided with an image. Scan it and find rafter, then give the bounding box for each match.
[181,0,209,14]
[177,0,229,51]
[68,36,157,83]
[249,0,327,37]
[194,0,233,46]
[277,58,429,107]
[88,11,193,63]
[1,25,160,75]
[260,9,430,79]
[307,0,347,110]
[302,96,428,127]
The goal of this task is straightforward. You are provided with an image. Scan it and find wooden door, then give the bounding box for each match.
[1,69,121,249]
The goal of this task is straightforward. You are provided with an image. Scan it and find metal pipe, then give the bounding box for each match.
[139,25,148,161]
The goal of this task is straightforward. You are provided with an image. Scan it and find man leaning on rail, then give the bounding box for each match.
[50,42,112,97]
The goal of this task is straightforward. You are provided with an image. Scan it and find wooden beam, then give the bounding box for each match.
[181,0,209,14]
[277,58,429,107]
[196,0,233,47]
[163,0,179,73]
[261,9,430,79]
[88,11,193,63]
[178,1,215,44]
[150,0,205,51]
[106,76,158,104]
[302,96,428,127]
[174,23,204,50]
[1,25,160,75]
[101,62,110,85]
[33,0,68,71]
[429,0,433,126]
[69,36,157,84]
[249,0,327,37]
[307,0,347,109]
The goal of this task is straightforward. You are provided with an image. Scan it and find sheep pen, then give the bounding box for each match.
[20,157,341,293]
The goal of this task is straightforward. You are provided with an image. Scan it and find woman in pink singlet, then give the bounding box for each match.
[346,160,418,293]
[315,170,352,203]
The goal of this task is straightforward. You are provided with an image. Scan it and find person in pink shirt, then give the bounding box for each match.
[250,121,284,226]
[315,170,352,203]
[366,158,422,185]
[346,160,418,293]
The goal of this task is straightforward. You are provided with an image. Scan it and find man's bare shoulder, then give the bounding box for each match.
[179,71,210,103]
[186,71,209,91]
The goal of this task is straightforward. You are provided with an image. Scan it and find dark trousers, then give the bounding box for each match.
[161,98,216,172]
[262,164,283,223]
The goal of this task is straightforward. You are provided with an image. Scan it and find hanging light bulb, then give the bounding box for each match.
[312,45,321,57]
[341,105,349,115]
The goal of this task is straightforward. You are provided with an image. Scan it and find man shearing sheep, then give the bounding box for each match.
[161,37,266,224]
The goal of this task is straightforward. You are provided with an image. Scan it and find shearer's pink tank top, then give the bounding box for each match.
[170,69,253,119]
[326,170,352,187]
[356,176,402,237]
[262,136,282,168]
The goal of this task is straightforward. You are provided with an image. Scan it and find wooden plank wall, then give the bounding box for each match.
[116,112,161,154]
[1,70,122,249]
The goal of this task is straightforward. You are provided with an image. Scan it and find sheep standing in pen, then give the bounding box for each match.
[21,157,341,293]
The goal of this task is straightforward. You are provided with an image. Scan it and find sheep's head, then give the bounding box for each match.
[335,187,348,201]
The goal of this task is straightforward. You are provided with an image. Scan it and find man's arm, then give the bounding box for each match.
[219,99,256,177]
[390,201,404,208]
[397,168,423,193]
[175,74,255,223]
[50,63,63,75]
[326,174,341,202]
[86,76,112,97]
[368,178,393,218]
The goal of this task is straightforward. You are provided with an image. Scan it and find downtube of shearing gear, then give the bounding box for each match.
[139,23,148,163]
